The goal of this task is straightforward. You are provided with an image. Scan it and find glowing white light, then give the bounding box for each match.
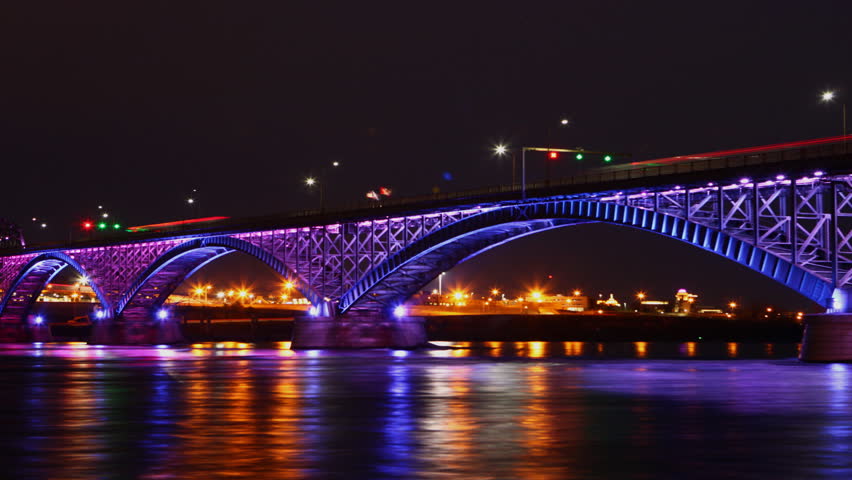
[393,305,406,318]
[707,182,714,187]
[155,344,169,349]
[187,198,195,204]
[739,178,750,184]
[95,310,106,319]
[821,90,836,102]
[776,174,786,181]
[305,177,316,187]
[332,161,340,167]
[494,144,508,155]
[392,350,409,358]
[560,118,569,125]
[309,306,318,316]
[814,170,824,177]
[156,309,169,320]
[34,316,44,325]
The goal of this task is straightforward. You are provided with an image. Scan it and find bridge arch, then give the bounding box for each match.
[0,252,110,325]
[115,235,325,321]
[340,200,835,313]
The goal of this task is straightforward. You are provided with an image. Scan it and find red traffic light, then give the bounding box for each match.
[548,151,559,160]
[82,221,93,230]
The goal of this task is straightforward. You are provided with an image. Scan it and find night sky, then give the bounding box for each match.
[2,2,851,311]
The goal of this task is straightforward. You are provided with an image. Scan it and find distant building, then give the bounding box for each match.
[37,283,97,303]
[674,288,698,314]
[561,295,589,312]
[639,300,670,314]
[596,293,622,311]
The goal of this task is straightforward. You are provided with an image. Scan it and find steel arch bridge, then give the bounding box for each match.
[1,135,851,346]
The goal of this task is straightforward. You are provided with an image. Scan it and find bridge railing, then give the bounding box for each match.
[9,137,850,251]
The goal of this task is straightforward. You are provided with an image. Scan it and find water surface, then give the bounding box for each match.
[0,341,849,479]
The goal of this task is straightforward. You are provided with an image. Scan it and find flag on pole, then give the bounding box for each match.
[366,190,379,200]
[379,187,392,197]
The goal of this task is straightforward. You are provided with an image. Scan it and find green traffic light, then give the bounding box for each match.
[575,153,584,160]
[98,222,107,230]
[113,223,121,230]
[604,155,613,162]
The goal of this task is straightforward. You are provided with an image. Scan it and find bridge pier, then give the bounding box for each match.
[291,313,427,349]
[800,314,852,362]
[90,318,184,346]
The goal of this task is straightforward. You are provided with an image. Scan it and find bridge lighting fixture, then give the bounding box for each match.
[776,174,786,181]
[707,182,715,187]
[814,170,825,177]
[156,309,169,320]
[95,310,106,319]
[739,178,750,184]
[393,305,406,318]
[34,316,44,325]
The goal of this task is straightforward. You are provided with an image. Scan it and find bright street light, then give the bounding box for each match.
[820,89,847,136]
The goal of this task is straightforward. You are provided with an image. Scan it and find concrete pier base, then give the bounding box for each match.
[800,314,852,362]
[89,319,185,345]
[291,315,427,349]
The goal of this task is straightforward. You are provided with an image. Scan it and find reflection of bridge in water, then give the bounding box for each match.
[2,135,852,359]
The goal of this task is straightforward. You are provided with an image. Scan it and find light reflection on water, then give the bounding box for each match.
[0,341,850,479]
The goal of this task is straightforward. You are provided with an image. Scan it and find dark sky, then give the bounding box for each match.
[2,1,851,311]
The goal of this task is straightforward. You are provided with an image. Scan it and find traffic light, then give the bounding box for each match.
[603,154,613,162]
[113,223,121,230]
[98,222,108,230]
[548,151,559,160]
[575,153,584,160]
[81,221,93,231]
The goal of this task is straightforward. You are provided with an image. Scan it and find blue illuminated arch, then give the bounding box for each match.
[0,251,110,323]
[340,200,834,313]
[115,235,324,318]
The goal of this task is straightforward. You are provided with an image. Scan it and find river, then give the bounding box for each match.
[0,341,849,479]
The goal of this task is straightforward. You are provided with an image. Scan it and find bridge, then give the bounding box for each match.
[1,135,852,357]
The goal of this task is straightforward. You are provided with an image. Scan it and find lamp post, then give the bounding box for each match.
[493,144,516,189]
[821,90,847,137]
[305,161,341,211]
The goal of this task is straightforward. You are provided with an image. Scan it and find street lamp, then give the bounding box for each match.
[821,90,847,137]
[493,144,517,188]
[304,162,341,211]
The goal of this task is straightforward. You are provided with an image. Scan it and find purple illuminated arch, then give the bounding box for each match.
[115,236,323,320]
[340,200,834,313]
[0,252,109,324]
